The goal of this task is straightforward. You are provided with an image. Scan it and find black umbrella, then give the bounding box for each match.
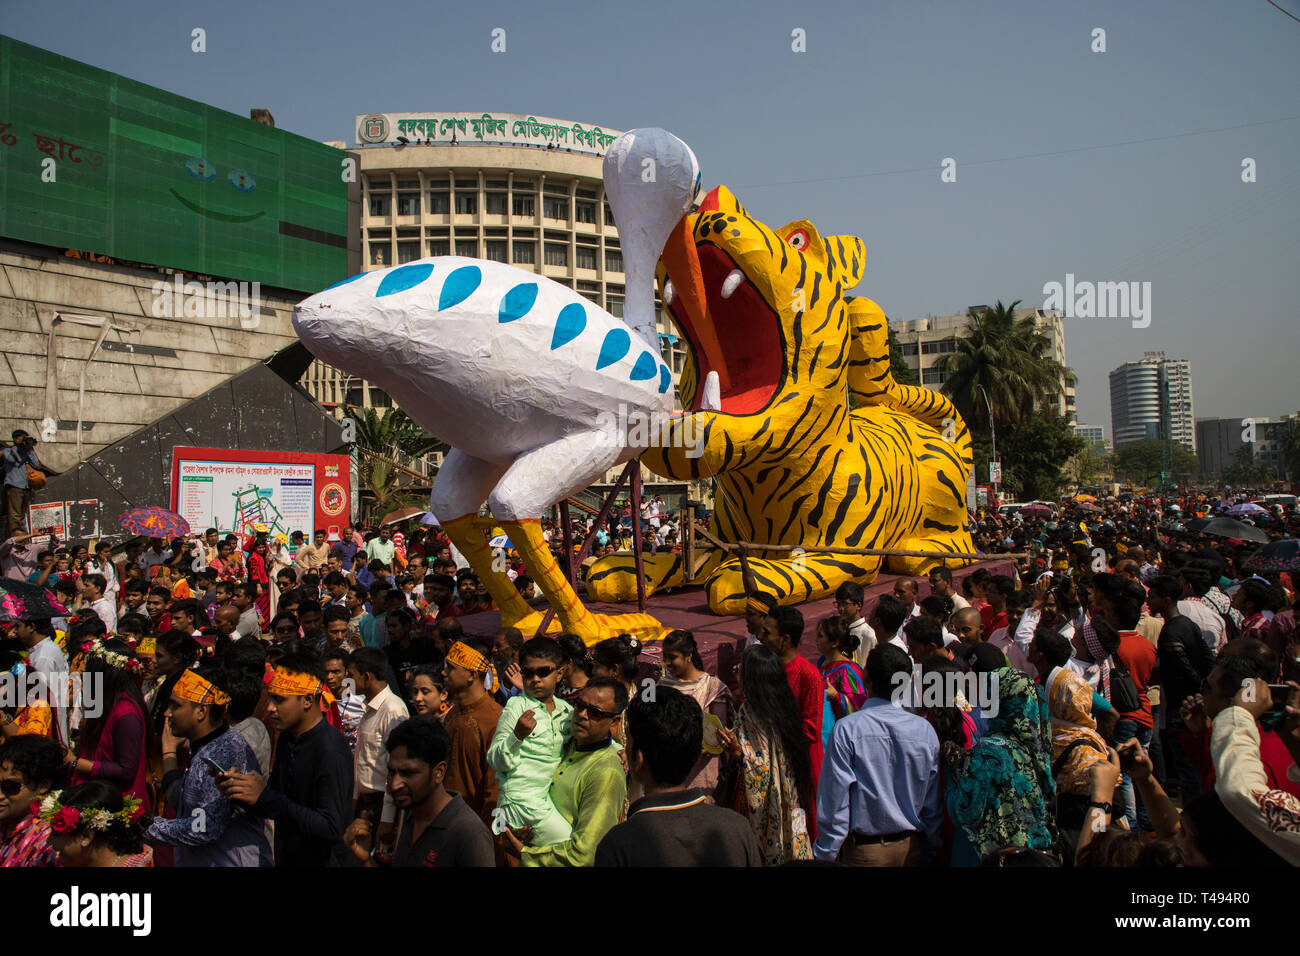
[1184,517,1211,533]
[0,579,70,622]
[1195,516,1270,544]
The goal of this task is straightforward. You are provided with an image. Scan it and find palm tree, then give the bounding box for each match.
[940,300,1069,440]
[345,406,447,517]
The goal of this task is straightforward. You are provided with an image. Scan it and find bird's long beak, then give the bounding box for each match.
[659,213,731,394]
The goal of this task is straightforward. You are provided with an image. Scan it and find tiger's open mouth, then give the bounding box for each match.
[659,218,785,417]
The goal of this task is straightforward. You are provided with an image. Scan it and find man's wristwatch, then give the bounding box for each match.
[1087,800,1112,813]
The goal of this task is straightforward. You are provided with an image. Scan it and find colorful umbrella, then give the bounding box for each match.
[0,579,70,622]
[381,506,425,527]
[1072,494,1097,503]
[1021,503,1053,515]
[420,511,441,527]
[1227,502,1267,516]
[119,506,190,538]
[1243,539,1300,573]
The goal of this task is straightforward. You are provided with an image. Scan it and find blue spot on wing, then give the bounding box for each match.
[377,263,434,297]
[658,365,672,394]
[630,351,657,381]
[499,283,538,323]
[596,329,631,370]
[439,265,482,310]
[551,303,586,350]
[322,272,367,292]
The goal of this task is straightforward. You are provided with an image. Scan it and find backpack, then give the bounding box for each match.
[1106,655,1141,714]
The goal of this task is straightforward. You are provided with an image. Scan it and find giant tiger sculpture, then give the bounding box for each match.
[292,128,974,646]
[587,183,976,615]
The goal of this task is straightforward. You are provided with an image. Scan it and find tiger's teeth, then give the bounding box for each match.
[700,370,721,412]
[663,279,675,306]
[721,269,745,299]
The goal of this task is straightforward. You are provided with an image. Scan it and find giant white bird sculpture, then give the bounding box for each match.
[293,128,700,643]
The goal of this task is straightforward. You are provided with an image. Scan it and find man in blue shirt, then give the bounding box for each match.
[814,643,943,866]
[332,526,360,574]
[3,431,42,540]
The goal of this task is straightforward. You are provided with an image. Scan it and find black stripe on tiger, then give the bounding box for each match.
[824,472,861,543]
[776,442,831,505]
[790,310,803,383]
[812,556,875,579]
[720,432,735,471]
[923,519,960,534]
[825,335,848,371]
[802,563,830,592]
[585,561,636,584]
[921,441,965,473]
[804,449,843,530]
[813,286,842,335]
[936,469,964,507]
[808,272,822,311]
[776,493,811,543]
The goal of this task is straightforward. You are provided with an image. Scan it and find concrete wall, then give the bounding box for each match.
[38,360,347,544]
[0,240,308,474]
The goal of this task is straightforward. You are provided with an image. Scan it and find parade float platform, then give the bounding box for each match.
[455,558,1018,687]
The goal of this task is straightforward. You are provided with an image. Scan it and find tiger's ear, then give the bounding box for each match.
[823,236,865,288]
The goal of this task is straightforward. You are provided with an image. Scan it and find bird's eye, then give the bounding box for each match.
[228,170,257,192]
[786,229,809,250]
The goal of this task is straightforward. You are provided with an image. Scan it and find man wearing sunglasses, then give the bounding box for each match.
[510,676,628,868]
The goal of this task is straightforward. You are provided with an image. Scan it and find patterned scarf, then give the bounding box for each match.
[1080,618,1112,701]
[948,667,1057,861]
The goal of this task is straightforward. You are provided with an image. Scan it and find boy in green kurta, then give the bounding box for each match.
[509,676,628,867]
[487,637,574,847]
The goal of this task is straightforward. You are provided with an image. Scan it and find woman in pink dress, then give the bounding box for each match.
[67,638,151,814]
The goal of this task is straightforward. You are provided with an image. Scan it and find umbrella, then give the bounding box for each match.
[1195,516,1270,544]
[0,580,70,622]
[420,511,440,526]
[380,506,425,526]
[1072,494,1097,503]
[1243,538,1300,574]
[1078,502,1103,513]
[1227,502,1267,517]
[119,506,190,538]
[1184,517,1211,533]
[1021,503,1053,515]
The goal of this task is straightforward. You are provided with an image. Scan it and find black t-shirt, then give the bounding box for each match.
[393,792,495,867]
[1157,614,1214,714]
[595,791,762,867]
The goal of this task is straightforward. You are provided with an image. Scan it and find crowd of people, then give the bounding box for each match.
[0,487,1298,868]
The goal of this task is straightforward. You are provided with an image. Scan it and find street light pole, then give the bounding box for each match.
[976,385,997,500]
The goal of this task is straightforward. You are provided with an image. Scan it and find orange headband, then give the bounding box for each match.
[746,596,773,615]
[446,641,488,673]
[267,666,324,698]
[446,641,498,695]
[173,668,231,706]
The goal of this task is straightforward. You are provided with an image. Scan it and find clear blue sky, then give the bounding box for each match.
[6,0,1298,432]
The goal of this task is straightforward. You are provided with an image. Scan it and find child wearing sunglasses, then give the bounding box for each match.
[486,637,574,855]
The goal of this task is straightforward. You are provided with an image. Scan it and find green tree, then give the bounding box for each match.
[345,406,447,516]
[1282,419,1300,480]
[1221,443,1270,487]
[1115,438,1198,486]
[940,300,1070,441]
[1000,409,1085,501]
[1063,442,1105,493]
